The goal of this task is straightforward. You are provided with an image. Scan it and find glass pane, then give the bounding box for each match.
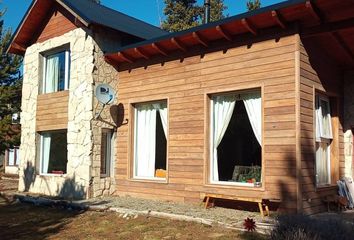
[44,52,66,93]
[320,99,331,138]
[41,131,67,174]
[316,142,330,185]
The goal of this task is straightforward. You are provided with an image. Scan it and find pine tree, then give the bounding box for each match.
[162,0,227,32]
[247,0,261,11]
[0,10,22,155]
[209,0,227,22]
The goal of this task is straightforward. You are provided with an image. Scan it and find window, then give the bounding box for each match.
[101,129,114,177]
[39,130,67,175]
[315,95,332,186]
[43,50,70,94]
[210,90,262,186]
[7,147,20,166]
[133,101,167,179]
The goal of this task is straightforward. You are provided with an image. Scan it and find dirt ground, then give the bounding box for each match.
[0,197,266,240]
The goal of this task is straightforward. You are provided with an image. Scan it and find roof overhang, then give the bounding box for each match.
[7,0,86,55]
[106,0,354,71]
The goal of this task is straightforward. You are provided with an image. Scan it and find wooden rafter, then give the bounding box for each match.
[118,52,133,63]
[151,43,168,56]
[241,18,257,35]
[271,10,286,29]
[192,32,208,47]
[305,1,324,23]
[332,32,354,61]
[171,37,187,52]
[11,42,26,52]
[215,25,232,41]
[134,47,149,60]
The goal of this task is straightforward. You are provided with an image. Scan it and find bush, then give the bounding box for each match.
[270,214,354,240]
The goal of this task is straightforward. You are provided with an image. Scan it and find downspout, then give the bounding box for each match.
[204,0,211,24]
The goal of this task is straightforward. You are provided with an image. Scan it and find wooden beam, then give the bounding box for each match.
[215,25,232,41]
[11,42,26,52]
[241,18,257,35]
[151,43,168,56]
[192,32,208,47]
[118,52,133,63]
[305,1,324,24]
[301,17,354,38]
[171,37,187,52]
[134,47,149,60]
[271,10,286,29]
[332,32,354,61]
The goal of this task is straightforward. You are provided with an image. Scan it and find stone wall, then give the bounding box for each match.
[19,28,95,199]
[344,72,354,178]
[90,34,119,197]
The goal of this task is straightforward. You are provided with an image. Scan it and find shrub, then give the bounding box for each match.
[270,214,354,240]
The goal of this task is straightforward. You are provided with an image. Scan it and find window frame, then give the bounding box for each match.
[7,147,19,167]
[100,129,114,178]
[209,89,263,187]
[132,100,168,181]
[315,94,332,187]
[42,49,70,94]
[39,130,68,176]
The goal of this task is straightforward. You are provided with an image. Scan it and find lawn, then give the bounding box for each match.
[0,197,266,240]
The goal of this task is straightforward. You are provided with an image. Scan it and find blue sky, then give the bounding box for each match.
[2,0,284,32]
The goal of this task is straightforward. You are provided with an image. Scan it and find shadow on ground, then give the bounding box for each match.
[0,197,83,240]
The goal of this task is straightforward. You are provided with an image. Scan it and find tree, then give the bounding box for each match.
[247,0,261,11]
[162,0,227,32]
[0,10,22,155]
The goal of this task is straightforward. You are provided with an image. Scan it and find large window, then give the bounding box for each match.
[101,129,114,177]
[210,90,262,186]
[315,95,332,186]
[40,130,68,175]
[133,101,167,179]
[43,50,70,94]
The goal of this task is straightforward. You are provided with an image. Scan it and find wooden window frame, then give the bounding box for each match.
[129,99,169,183]
[206,87,264,188]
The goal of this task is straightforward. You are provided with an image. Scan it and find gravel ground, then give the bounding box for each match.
[82,196,274,227]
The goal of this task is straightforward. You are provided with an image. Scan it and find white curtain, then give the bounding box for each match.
[243,93,262,145]
[42,134,51,174]
[45,56,59,93]
[316,142,330,185]
[135,104,157,178]
[212,95,236,181]
[153,103,168,137]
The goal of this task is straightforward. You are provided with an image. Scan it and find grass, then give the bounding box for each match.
[0,197,267,240]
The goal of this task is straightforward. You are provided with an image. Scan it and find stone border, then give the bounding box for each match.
[13,193,273,235]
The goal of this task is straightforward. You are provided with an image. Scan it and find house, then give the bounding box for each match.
[7,0,354,214]
[7,0,166,198]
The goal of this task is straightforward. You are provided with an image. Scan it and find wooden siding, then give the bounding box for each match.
[36,8,77,44]
[299,38,344,214]
[36,91,69,131]
[114,35,298,211]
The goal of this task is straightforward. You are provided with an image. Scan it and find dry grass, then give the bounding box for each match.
[0,198,267,240]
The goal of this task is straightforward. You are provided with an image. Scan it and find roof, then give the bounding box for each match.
[60,0,167,39]
[106,0,354,70]
[7,0,167,55]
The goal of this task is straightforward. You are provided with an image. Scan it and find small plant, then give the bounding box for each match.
[244,217,256,232]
